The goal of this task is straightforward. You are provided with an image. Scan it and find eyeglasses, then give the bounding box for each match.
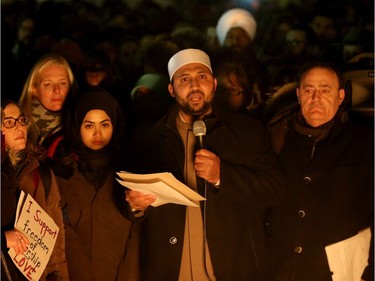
[2,115,30,128]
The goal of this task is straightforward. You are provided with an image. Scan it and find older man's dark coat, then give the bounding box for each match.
[266,108,374,281]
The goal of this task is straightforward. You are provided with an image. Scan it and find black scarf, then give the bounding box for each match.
[292,111,335,143]
[269,105,346,154]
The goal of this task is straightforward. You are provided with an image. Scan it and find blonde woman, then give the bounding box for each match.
[18,53,77,150]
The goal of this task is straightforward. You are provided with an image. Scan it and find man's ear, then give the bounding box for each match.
[338,89,345,105]
[296,87,301,104]
[168,83,175,98]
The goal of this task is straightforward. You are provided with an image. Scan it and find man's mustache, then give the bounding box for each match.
[187,90,204,97]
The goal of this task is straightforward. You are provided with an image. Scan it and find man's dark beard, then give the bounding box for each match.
[180,100,211,117]
[175,90,213,118]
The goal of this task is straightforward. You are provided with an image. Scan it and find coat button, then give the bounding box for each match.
[294,246,303,253]
[298,210,306,218]
[303,177,311,184]
[169,237,177,244]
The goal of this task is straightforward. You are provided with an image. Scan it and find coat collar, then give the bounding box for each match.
[154,104,223,137]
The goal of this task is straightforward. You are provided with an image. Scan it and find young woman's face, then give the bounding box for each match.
[80,109,113,150]
[34,64,70,112]
[1,103,28,152]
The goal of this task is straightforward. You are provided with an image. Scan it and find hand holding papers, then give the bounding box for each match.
[116,171,206,207]
[8,191,59,281]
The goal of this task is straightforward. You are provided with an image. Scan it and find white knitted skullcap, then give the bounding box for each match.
[168,49,212,81]
[216,8,257,46]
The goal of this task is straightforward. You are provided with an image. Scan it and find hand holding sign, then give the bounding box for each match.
[8,191,59,281]
[5,229,30,255]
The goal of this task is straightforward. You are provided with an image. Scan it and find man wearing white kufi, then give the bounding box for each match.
[125,48,284,281]
[167,49,212,81]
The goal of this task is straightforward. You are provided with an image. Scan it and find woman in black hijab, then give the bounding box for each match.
[52,90,140,281]
[64,89,125,187]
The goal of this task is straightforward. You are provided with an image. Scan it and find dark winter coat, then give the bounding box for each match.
[15,151,69,281]
[266,108,374,281]
[1,154,28,281]
[56,158,140,281]
[126,105,284,281]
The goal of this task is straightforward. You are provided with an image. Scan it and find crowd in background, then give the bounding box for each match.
[2,0,374,129]
[1,1,374,280]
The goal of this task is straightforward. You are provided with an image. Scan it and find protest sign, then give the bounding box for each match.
[8,191,59,281]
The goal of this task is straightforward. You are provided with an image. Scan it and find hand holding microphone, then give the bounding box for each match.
[193,121,220,185]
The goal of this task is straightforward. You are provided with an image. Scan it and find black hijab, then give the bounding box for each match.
[65,89,125,188]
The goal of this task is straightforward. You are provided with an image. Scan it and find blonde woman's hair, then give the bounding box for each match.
[18,53,75,119]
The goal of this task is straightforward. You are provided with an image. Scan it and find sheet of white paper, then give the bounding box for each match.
[117,179,199,207]
[325,227,371,281]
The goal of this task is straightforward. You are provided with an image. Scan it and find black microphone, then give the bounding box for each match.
[193,120,206,149]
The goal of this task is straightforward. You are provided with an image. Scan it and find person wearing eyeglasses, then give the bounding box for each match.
[2,105,29,156]
[266,61,373,281]
[1,100,68,281]
[1,104,30,281]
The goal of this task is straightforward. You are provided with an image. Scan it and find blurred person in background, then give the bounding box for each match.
[214,8,266,99]
[214,60,264,118]
[3,13,38,101]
